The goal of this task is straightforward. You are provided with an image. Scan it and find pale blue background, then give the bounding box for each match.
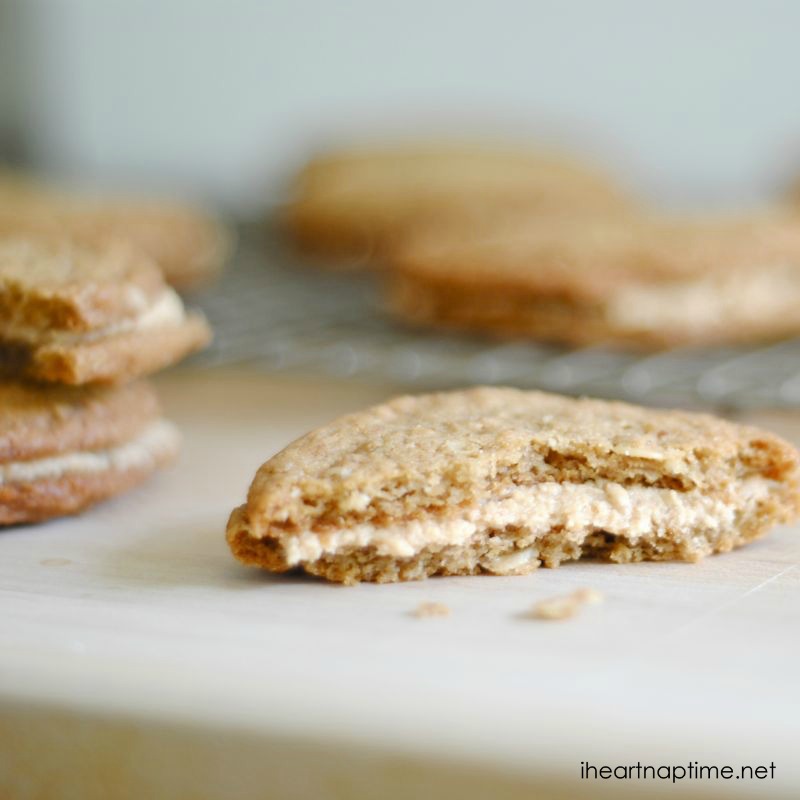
[1,0,799,212]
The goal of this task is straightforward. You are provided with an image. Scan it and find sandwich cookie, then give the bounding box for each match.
[388,213,800,348]
[0,236,211,385]
[0,380,179,524]
[227,387,800,584]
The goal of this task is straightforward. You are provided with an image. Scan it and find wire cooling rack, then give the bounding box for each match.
[185,224,800,410]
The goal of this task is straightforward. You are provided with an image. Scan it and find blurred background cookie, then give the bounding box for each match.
[388,212,800,349]
[282,142,633,265]
[0,171,231,291]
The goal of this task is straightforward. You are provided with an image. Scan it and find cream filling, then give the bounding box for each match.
[0,420,179,484]
[0,289,186,346]
[605,268,800,333]
[278,478,774,571]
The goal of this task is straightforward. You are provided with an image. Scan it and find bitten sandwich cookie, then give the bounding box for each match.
[284,142,631,263]
[0,171,231,290]
[226,387,800,584]
[0,236,211,385]
[0,380,179,524]
[388,213,800,349]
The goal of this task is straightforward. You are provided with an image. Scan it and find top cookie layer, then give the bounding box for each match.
[243,387,799,538]
[0,236,167,332]
[0,379,161,463]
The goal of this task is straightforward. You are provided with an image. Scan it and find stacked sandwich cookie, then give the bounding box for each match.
[0,232,212,524]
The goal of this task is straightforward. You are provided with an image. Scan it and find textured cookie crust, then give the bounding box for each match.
[0,380,179,524]
[284,143,631,263]
[388,213,800,348]
[227,387,800,584]
[0,237,211,384]
[0,173,230,290]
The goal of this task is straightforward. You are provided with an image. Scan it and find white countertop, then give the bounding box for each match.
[1,370,798,799]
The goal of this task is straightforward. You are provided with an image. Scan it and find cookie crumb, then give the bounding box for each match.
[413,602,451,618]
[572,587,604,605]
[527,587,604,621]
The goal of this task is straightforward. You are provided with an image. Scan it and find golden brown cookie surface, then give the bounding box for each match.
[0,380,179,524]
[227,387,800,584]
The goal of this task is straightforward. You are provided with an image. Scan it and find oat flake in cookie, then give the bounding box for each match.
[0,380,179,524]
[0,236,211,385]
[226,387,800,584]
